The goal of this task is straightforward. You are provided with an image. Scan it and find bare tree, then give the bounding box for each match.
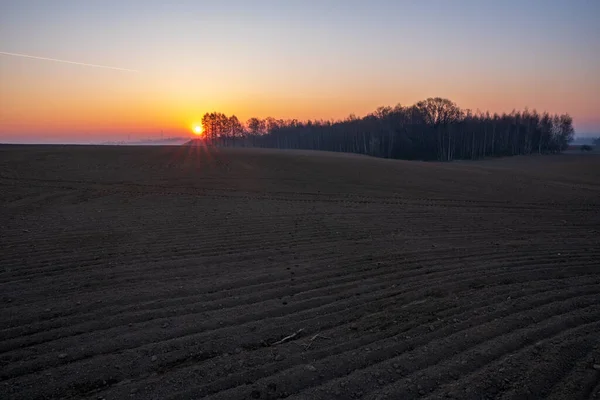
[199,99,574,160]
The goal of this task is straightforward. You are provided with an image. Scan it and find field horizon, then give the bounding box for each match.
[3,1,599,396]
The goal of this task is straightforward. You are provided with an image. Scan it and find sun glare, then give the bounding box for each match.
[194,125,202,135]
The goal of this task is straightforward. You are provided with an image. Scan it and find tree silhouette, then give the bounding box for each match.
[196,98,575,161]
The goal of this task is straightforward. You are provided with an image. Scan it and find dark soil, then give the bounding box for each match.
[1,145,599,399]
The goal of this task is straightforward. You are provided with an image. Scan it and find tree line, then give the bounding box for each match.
[196,98,574,161]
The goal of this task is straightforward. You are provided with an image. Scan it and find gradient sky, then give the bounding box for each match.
[1,0,599,143]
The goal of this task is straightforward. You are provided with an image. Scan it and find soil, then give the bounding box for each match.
[1,145,599,400]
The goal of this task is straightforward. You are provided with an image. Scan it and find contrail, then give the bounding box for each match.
[0,51,138,72]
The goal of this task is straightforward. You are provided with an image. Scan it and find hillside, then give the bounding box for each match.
[1,146,599,399]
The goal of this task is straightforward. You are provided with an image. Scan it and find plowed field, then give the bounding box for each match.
[1,145,599,399]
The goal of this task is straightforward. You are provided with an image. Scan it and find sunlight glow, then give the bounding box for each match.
[194,125,202,135]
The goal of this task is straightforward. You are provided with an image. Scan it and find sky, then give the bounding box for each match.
[1,0,599,143]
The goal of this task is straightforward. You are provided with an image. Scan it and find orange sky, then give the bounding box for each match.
[1,1,599,142]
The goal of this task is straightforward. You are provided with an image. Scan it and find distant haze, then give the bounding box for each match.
[1,0,599,143]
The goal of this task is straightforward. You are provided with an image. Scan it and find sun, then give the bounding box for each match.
[193,125,202,135]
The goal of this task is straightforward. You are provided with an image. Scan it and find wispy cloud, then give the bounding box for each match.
[0,51,138,72]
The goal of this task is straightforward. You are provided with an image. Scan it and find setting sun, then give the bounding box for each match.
[193,125,202,135]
